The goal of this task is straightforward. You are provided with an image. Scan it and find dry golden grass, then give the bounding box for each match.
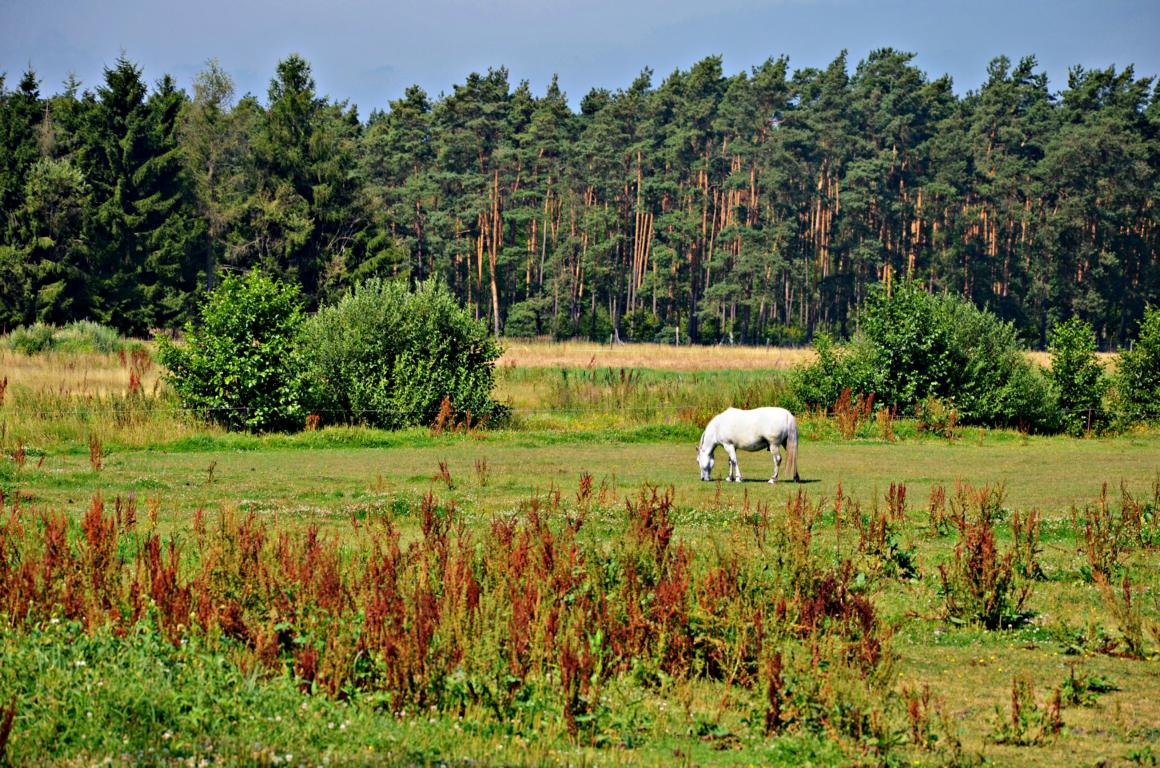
[1025,350,1119,371]
[502,340,1122,373]
[499,339,815,371]
[0,348,202,451]
[3,341,1120,386]
[0,349,163,396]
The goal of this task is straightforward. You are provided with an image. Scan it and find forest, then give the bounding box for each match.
[0,49,1157,347]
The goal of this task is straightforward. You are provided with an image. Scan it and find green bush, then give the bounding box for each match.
[5,322,56,354]
[622,308,661,342]
[941,297,1057,430]
[1047,318,1109,435]
[158,271,308,432]
[576,304,613,341]
[1114,305,1160,425]
[55,320,128,354]
[790,332,880,413]
[859,283,957,408]
[300,278,503,429]
[794,283,1057,431]
[503,301,540,338]
[3,320,128,355]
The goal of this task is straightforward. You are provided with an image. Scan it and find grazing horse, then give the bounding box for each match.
[697,406,800,483]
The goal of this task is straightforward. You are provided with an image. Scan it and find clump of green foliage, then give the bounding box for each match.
[1047,317,1109,435]
[300,278,503,429]
[989,675,1062,746]
[1113,305,1160,426]
[622,309,662,342]
[793,283,1057,431]
[158,271,308,432]
[2,320,129,355]
[788,331,878,414]
[503,300,542,337]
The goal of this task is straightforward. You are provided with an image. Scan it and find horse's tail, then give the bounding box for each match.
[786,414,801,482]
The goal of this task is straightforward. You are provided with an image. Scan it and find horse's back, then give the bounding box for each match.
[716,406,795,449]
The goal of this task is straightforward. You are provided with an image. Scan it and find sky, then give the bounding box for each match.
[2,0,1158,115]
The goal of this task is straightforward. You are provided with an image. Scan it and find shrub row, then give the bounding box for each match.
[792,285,1160,434]
[159,272,504,432]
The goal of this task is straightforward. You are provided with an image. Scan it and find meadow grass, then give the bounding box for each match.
[0,342,1158,767]
[498,339,816,371]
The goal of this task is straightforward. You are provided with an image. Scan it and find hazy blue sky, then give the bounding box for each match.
[2,0,1157,114]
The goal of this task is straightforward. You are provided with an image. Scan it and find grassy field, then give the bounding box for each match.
[498,339,816,371]
[1,343,1158,767]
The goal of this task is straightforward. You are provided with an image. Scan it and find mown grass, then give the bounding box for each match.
[1,343,1159,767]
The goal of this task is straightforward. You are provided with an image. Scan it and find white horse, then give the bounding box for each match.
[697,407,800,483]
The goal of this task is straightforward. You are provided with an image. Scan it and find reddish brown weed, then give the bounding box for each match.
[433,460,453,490]
[927,483,949,536]
[833,387,875,439]
[10,441,25,470]
[1073,483,1128,581]
[939,483,1030,629]
[87,433,103,472]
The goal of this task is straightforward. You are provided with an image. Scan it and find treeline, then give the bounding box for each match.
[1,50,1157,346]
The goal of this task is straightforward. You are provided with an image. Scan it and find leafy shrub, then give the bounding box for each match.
[794,283,1057,431]
[940,297,1057,430]
[790,332,880,413]
[915,396,959,439]
[4,323,56,354]
[300,278,502,429]
[1047,317,1109,435]
[765,323,808,347]
[575,304,613,341]
[1114,305,1160,425]
[158,271,308,432]
[858,283,957,408]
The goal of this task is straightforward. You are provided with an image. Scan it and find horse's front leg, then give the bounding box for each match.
[769,446,782,483]
[724,444,741,482]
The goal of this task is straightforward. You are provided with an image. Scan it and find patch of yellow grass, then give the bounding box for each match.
[1025,350,1119,371]
[501,340,1124,373]
[498,340,815,371]
[0,349,163,397]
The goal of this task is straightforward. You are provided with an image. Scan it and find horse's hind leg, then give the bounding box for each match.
[769,445,781,483]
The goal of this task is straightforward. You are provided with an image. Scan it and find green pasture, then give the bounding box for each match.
[1,362,1160,766]
[5,424,1160,535]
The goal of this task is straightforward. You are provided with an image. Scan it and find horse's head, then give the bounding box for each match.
[696,443,714,481]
